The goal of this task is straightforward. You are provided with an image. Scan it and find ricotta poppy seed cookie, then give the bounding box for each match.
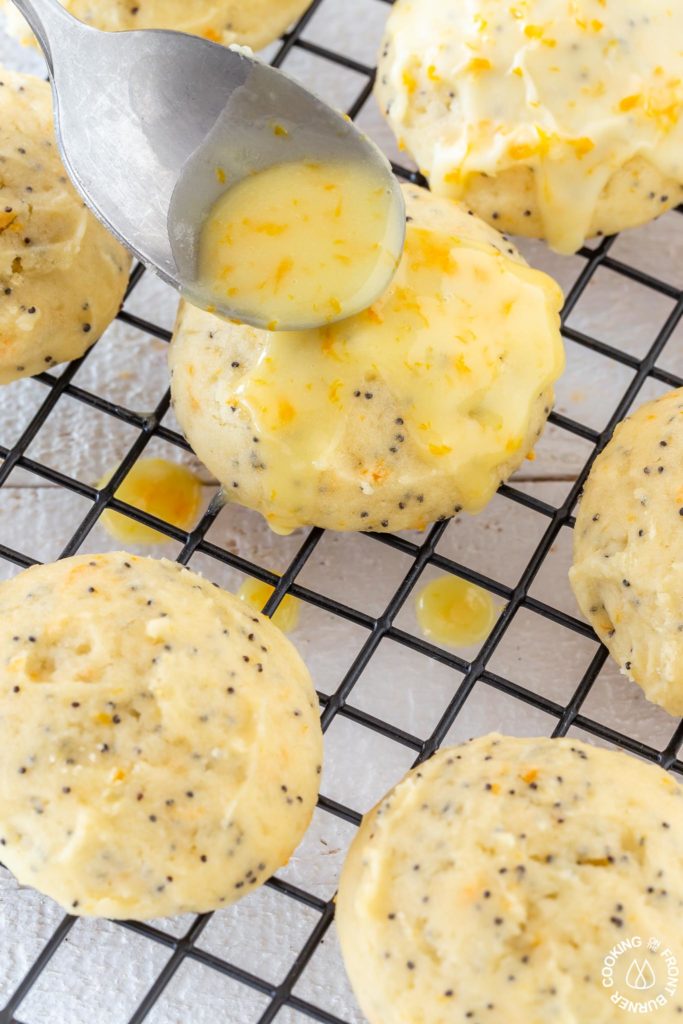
[0,552,322,920]
[376,0,683,254]
[0,68,129,385]
[570,389,683,717]
[336,734,683,1024]
[170,185,564,535]
[2,0,312,51]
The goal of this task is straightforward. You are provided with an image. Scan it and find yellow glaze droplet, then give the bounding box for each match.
[98,458,202,545]
[415,575,497,648]
[197,159,404,328]
[237,577,300,634]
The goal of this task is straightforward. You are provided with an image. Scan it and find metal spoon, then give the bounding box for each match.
[9,0,405,328]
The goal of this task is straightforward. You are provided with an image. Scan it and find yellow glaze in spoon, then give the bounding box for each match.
[197,158,404,330]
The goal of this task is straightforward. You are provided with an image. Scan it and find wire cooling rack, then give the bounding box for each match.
[2,0,683,1021]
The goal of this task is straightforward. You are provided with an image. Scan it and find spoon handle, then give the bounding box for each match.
[9,0,76,67]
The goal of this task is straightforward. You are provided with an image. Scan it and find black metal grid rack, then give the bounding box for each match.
[1,0,683,1020]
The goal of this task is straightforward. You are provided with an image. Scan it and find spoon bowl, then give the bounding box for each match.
[10,0,405,328]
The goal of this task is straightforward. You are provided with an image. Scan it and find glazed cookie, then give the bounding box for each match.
[571,389,683,717]
[0,552,322,919]
[376,0,683,254]
[337,734,683,1024]
[2,0,312,51]
[0,68,129,384]
[170,184,564,535]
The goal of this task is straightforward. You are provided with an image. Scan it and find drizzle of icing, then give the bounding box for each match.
[379,0,683,252]
[224,213,563,525]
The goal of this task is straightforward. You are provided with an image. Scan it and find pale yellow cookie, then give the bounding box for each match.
[571,388,683,717]
[169,184,564,535]
[2,0,312,50]
[0,68,130,384]
[376,0,683,254]
[337,734,683,1024]
[0,552,322,920]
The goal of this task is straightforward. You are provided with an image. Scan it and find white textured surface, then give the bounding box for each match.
[1,1,683,1022]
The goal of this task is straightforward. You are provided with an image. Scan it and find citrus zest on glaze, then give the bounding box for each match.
[378,0,683,253]
[237,577,301,634]
[224,219,563,529]
[197,159,404,328]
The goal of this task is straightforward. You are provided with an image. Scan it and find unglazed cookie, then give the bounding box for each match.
[170,185,564,535]
[337,734,683,1024]
[376,0,683,254]
[0,68,129,384]
[2,0,312,50]
[571,389,683,717]
[0,552,322,919]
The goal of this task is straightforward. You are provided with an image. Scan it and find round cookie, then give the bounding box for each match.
[0,552,322,919]
[2,0,312,51]
[337,733,683,1024]
[0,68,130,384]
[570,388,683,717]
[170,184,564,535]
[376,0,683,254]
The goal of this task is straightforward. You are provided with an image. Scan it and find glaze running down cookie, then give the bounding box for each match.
[337,734,683,1024]
[0,552,322,919]
[377,0,683,253]
[571,388,683,717]
[0,68,130,384]
[170,185,564,535]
